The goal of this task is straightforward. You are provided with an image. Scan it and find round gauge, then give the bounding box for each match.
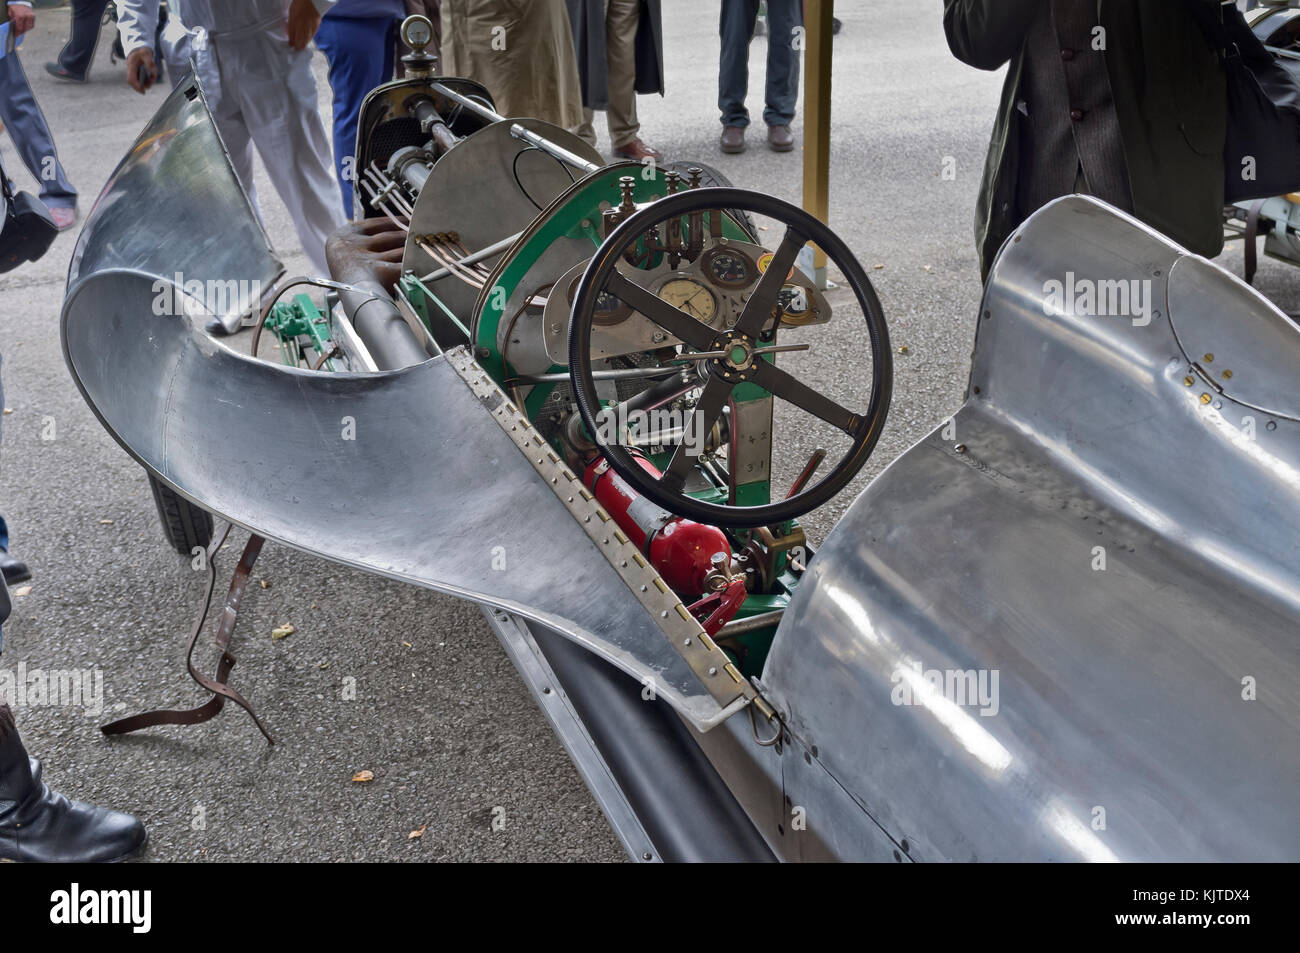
[568,274,631,326]
[401,15,434,50]
[778,284,815,325]
[702,247,754,288]
[657,278,717,323]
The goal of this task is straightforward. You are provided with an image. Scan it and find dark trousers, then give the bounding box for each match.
[1,354,8,654]
[718,0,801,128]
[54,0,113,79]
[315,15,400,219]
[0,55,76,210]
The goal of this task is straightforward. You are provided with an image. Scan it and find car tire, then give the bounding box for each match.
[148,473,214,555]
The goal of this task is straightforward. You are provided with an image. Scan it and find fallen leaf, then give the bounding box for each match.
[13,585,32,597]
[318,661,330,670]
[260,580,270,589]
[409,825,427,840]
[898,345,910,354]
[271,623,295,640]
[351,770,374,783]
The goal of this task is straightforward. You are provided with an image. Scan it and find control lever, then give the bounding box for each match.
[687,577,748,637]
[786,448,828,499]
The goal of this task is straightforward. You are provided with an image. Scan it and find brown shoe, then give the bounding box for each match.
[767,125,795,153]
[612,138,662,161]
[720,125,746,154]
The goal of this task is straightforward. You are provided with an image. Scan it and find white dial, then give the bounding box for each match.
[402,15,434,50]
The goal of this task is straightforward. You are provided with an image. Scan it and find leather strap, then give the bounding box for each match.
[102,527,275,744]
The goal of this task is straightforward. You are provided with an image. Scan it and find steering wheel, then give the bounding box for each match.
[568,187,891,529]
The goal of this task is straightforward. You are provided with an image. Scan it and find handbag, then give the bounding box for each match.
[0,172,57,274]
[1191,1,1300,202]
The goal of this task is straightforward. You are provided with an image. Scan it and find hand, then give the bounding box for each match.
[7,3,35,36]
[286,0,321,51]
[126,47,158,94]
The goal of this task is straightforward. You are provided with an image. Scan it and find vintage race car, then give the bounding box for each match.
[60,22,1300,862]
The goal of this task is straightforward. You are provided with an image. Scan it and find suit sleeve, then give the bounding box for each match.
[942,0,1040,71]
[115,0,162,57]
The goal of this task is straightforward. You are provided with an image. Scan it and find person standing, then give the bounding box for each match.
[718,0,802,155]
[0,174,147,861]
[117,0,345,275]
[315,0,406,218]
[566,0,664,161]
[0,2,78,230]
[441,0,584,129]
[943,0,1227,278]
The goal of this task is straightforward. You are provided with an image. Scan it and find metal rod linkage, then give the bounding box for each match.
[509,123,601,175]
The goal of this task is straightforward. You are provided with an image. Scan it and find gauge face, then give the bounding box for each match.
[568,274,631,326]
[402,15,433,49]
[703,248,753,288]
[778,284,815,325]
[778,285,810,316]
[657,278,717,323]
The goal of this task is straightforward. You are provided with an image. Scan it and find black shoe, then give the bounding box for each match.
[44,62,87,83]
[0,548,30,585]
[0,706,147,863]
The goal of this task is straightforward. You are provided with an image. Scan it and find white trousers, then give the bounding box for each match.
[162,23,343,274]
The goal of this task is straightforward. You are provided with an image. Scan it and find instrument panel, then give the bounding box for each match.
[540,239,831,367]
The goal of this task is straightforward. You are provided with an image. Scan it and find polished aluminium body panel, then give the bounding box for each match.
[62,271,732,730]
[762,197,1300,861]
[59,80,737,732]
[68,75,282,334]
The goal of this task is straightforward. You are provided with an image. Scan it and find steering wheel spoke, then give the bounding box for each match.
[747,359,862,435]
[607,270,716,351]
[734,226,807,339]
[659,372,733,491]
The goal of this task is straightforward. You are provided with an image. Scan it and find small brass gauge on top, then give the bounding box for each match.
[778,284,814,325]
[657,277,717,323]
[401,14,434,50]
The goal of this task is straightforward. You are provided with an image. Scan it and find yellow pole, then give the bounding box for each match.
[802,0,834,288]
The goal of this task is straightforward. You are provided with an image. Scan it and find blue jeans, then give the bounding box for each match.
[315,14,400,219]
[0,54,77,210]
[718,0,801,129]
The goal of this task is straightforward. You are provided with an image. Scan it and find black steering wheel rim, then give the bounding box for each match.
[568,187,891,529]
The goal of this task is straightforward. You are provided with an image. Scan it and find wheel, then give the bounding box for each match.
[148,473,214,554]
[569,186,891,529]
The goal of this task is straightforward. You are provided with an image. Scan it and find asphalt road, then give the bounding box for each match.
[2,1,1296,863]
